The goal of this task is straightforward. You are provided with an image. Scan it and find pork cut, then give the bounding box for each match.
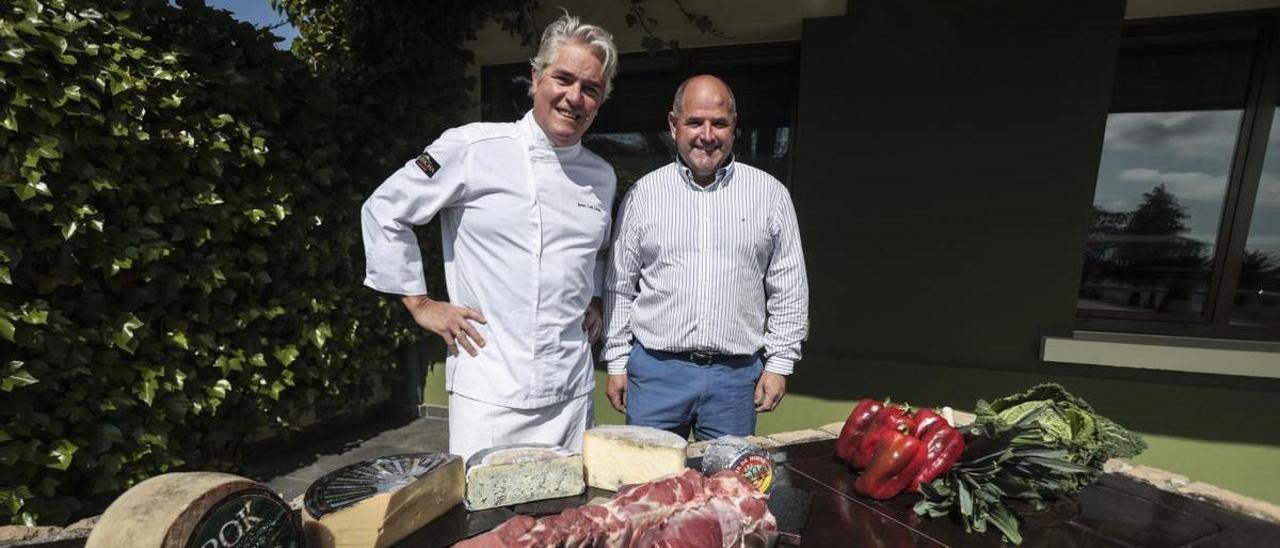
[456,469,777,548]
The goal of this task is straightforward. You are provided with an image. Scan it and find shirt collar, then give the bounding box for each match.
[522,110,583,158]
[676,153,737,191]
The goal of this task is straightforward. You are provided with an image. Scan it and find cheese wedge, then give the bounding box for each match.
[583,425,688,491]
[302,453,463,548]
[464,443,585,510]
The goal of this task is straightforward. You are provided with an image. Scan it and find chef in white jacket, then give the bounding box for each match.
[360,13,618,460]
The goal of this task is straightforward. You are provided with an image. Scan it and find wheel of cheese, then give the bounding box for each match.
[85,472,302,548]
[701,436,775,493]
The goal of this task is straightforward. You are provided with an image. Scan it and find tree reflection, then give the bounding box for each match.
[1080,184,1211,314]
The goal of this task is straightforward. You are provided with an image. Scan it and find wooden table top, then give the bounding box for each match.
[776,439,1280,547]
[397,439,1280,547]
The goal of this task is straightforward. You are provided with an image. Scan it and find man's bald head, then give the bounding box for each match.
[668,75,738,185]
[671,75,737,119]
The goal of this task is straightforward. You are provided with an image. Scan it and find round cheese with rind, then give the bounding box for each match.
[701,436,775,493]
[85,472,301,548]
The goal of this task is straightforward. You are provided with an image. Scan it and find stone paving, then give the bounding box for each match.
[246,414,451,503]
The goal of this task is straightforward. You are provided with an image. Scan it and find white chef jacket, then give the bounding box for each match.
[361,111,616,409]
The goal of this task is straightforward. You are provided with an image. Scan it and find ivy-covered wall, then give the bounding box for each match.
[0,0,422,525]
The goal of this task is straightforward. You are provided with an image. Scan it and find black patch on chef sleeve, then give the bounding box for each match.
[414,152,440,177]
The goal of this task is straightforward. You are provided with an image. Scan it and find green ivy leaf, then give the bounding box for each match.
[0,487,27,515]
[139,432,165,449]
[169,331,189,350]
[46,439,78,471]
[3,369,39,392]
[135,377,156,406]
[0,110,17,131]
[307,323,331,349]
[59,220,78,240]
[1,48,25,64]
[14,183,37,201]
[206,378,231,411]
[112,313,144,353]
[20,307,48,325]
[272,348,298,373]
[37,136,62,159]
[0,317,14,342]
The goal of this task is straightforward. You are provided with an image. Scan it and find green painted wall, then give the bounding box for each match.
[782,0,1280,509]
[416,0,1280,514]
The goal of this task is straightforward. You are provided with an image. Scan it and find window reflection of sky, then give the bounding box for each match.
[1093,110,1242,255]
[1247,108,1280,257]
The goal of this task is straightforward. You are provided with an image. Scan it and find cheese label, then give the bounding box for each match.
[701,436,774,493]
[185,489,301,548]
[731,453,774,493]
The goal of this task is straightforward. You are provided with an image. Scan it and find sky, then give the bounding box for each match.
[1094,109,1280,257]
[206,0,299,48]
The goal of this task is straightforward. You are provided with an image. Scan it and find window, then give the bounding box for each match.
[1078,15,1280,340]
[480,43,800,202]
[1236,108,1280,325]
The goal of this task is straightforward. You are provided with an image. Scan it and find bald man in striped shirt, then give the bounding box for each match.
[601,75,809,440]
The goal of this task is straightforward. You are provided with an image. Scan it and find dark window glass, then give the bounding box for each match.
[1079,28,1255,319]
[481,43,799,203]
[1233,107,1280,325]
[1080,109,1240,315]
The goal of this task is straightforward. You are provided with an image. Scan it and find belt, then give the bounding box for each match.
[662,349,753,366]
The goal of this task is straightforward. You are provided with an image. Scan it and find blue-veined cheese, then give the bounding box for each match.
[464,443,585,510]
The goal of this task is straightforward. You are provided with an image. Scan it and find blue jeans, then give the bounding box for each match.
[625,344,763,441]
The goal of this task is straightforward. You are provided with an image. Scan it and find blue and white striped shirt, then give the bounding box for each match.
[601,157,809,375]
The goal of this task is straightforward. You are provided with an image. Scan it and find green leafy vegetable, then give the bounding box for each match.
[974,383,1147,470]
[915,384,1147,545]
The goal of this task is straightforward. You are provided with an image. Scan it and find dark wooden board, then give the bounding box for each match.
[387,439,1280,547]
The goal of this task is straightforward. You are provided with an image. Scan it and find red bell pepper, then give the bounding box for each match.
[911,407,947,439]
[850,406,915,469]
[910,421,966,492]
[835,398,882,463]
[853,430,927,500]
[837,400,967,499]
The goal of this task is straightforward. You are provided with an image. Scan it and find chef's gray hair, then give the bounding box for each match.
[529,11,619,101]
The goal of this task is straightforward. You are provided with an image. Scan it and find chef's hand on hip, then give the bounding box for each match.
[401,295,487,357]
[583,298,603,344]
[606,373,627,413]
[754,372,786,412]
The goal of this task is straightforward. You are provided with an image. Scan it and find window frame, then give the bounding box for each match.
[1076,11,1280,341]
